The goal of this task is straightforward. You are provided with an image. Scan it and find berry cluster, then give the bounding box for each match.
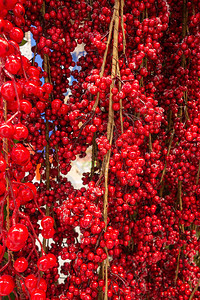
[1,0,200,299]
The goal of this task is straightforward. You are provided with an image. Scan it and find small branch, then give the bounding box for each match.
[160,128,175,183]
[175,180,184,283]
[55,144,60,180]
[175,247,181,284]
[92,4,116,112]
[3,99,10,232]
[116,52,123,134]
[182,0,188,39]
[104,257,109,300]
[42,2,51,251]
[189,278,200,300]
[104,0,119,230]
[103,1,120,300]
[32,42,38,66]
[91,133,97,178]
[196,160,200,185]
[149,132,152,152]
[120,0,126,56]
[181,0,189,121]
[178,180,184,232]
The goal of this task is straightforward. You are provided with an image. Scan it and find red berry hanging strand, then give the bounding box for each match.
[103,0,120,299]
[41,0,51,252]
[91,4,116,179]
[1,66,10,232]
[0,0,57,295]
[1,0,200,298]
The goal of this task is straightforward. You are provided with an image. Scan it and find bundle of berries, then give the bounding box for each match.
[1,0,200,299]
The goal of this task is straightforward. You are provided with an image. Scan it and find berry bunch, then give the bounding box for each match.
[1,0,200,299]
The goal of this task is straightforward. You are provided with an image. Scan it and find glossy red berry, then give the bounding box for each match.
[11,144,30,165]
[0,38,10,58]
[41,227,55,239]
[31,289,46,300]
[46,253,57,268]
[13,123,28,140]
[19,99,32,114]
[0,275,15,296]
[5,55,21,75]
[0,158,6,172]
[38,278,47,292]
[37,255,51,272]
[14,257,28,272]
[24,274,37,292]
[41,216,54,229]
[9,27,24,44]
[6,224,28,251]
[0,123,14,138]
[1,81,22,102]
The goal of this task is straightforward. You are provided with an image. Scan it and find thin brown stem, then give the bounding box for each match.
[160,128,175,184]
[149,132,152,152]
[91,6,117,192]
[116,53,123,134]
[181,0,189,121]
[42,2,51,251]
[3,99,10,231]
[175,248,181,284]
[178,180,184,232]
[182,0,188,38]
[175,180,184,283]
[32,42,38,66]
[92,7,116,112]
[196,161,200,185]
[120,0,126,55]
[91,133,97,178]
[103,1,120,299]
[189,278,200,300]
[55,143,60,180]
[104,0,119,230]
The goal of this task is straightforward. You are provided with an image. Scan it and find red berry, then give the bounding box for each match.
[0,158,6,172]
[0,123,14,138]
[31,289,46,300]
[6,224,28,251]
[19,99,32,114]
[1,81,22,102]
[41,216,54,229]
[46,253,57,268]
[5,55,21,74]
[0,275,15,296]
[13,123,28,140]
[9,27,24,44]
[14,257,28,272]
[11,144,30,166]
[25,275,37,292]
[38,278,47,292]
[41,227,55,239]
[37,255,51,272]
[0,38,10,58]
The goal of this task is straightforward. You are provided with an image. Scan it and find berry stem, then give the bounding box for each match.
[160,128,175,185]
[189,277,200,300]
[120,0,126,56]
[91,133,97,178]
[103,1,120,299]
[42,0,51,251]
[196,161,200,185]
[116,57,124,134]
[3,99,10,232]
[0,60,10,232]
[92,3,116,112]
